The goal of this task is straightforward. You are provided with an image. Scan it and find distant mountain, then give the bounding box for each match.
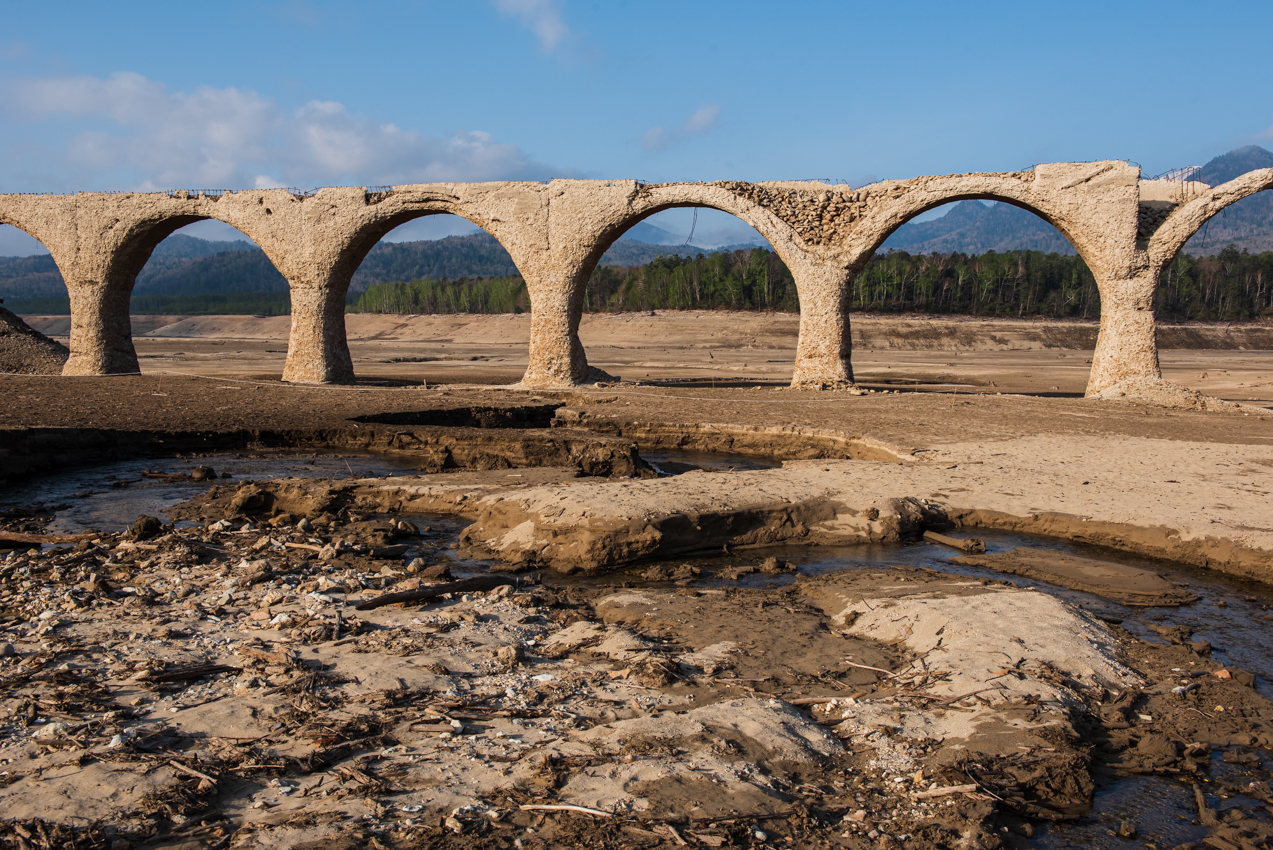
[619,222,684,245]
[351,234,519,289]
[149,233,259,260]
[134,250,287,296]
[0,254,62,300]
[882,200,1076,255]
[0,231,725,302]
[1183,145,1273,254]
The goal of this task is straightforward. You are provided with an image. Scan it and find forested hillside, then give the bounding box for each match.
[350,244,1273,322]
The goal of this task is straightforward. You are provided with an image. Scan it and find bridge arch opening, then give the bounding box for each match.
[105,217,291,377]
[340,211,534,385]
[851,197,1099,397]
[0,221,75,375]
[579,204,799,388]
[0,222,64,315]
[1153,175,1273,321]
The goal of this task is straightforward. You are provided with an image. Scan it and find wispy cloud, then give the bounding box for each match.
[642,103,722,152]
[0,42,32,61]
[494,0,569,53]
[0,71,561,190]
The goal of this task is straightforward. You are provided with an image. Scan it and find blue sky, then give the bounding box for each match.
[2,0,1271,254]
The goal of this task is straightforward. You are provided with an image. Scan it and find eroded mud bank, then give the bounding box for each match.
[4,505,1272,849]
[0,407,653,484]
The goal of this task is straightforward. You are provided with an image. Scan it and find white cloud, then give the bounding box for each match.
[494,0,569,53]
[642,103,722,152]
[0,71,560,190]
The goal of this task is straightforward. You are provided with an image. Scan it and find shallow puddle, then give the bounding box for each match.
[608,530,1273,699]
[608,531,1273,845]
[0,451,425,535]
[641,449,783,474]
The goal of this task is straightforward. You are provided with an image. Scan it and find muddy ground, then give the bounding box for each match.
[1,313,1272,849]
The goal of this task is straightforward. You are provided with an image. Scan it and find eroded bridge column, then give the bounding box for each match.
[521,270,595,387]
[62,276,140,376]
[1086,274,1162,396]
[282,275,355,384]
[790,262,854,387]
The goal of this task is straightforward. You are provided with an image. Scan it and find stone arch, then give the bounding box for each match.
[839,167,1145,395]
[71,206,290,377]
[845,182,1094,273]
[527,181,855,387]
[328,205,521,297]
[571,197,808,385]
[289,198,534,384]
[1147,169,1273,272]
[575,193,807,287]
[0,212,75,355]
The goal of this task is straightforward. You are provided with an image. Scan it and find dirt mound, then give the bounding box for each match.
[1093,377,1269,414]
[0,305,68,374]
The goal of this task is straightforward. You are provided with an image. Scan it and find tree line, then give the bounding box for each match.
[7,244,1270,320]
[350,244,1273,321]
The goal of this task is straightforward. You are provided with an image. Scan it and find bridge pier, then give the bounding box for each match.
[521,271,607,387]
[1086,276,1162,396]
[281,278,356,384]
[790,262,854,387]
[62,278,140,376]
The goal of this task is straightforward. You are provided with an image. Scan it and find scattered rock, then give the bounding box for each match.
[129,515,163,541]
[494,644,525,667]
[759,556,793,575]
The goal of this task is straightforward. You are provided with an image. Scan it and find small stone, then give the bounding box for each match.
[759,556,792,575]
[419,564,453,581]
[1117,820,1137,838]
[396,520,417,535]
[34,721,71,739]
[1213,669,1232,680]
[297,517,314,533]
[130,515,163,540]
[0,642,16,658]
[191,466,217,481]
[495,644,525,667]
[1230,668,1257,688]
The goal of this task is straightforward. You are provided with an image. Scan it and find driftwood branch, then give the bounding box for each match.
[519,804,612,817]
[142,663,242,684]
[914,783,979,799]
[354,574,538,611]
[0,531,95,545]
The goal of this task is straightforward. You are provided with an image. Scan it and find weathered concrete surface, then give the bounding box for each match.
[2,162,1269,393]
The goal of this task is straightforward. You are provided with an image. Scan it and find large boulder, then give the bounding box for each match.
[0,304,68,374]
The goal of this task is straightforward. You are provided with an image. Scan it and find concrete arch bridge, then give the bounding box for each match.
[2,160,1270,395]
